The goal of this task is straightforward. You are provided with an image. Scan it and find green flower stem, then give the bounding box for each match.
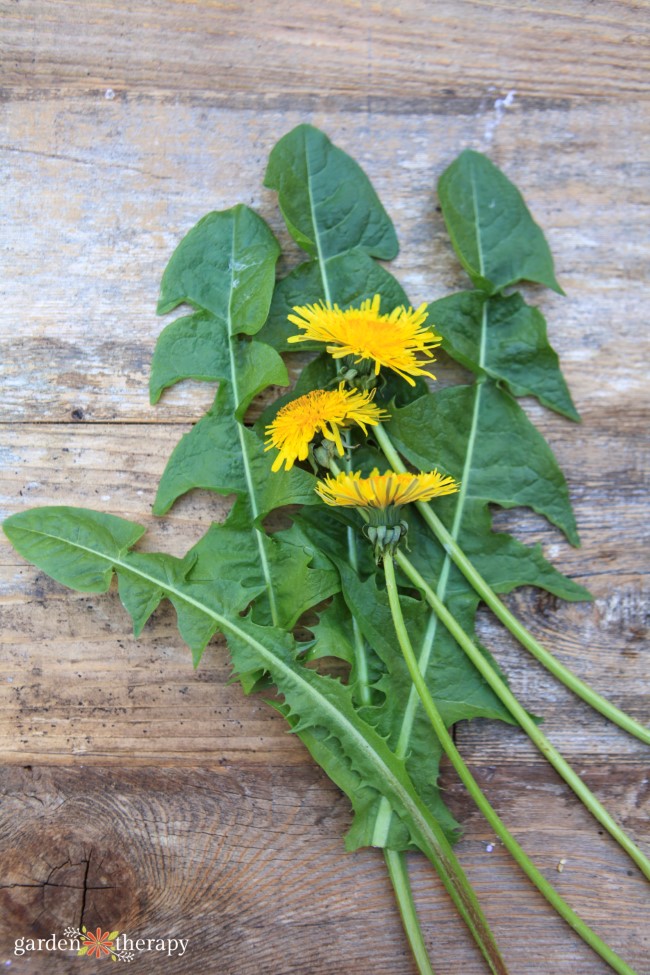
[383,551,640,975]
[384,850,437,975]
[393,548,650,882]
[341,432,372,708]
[325,464,440,974]
[374,423,650,747]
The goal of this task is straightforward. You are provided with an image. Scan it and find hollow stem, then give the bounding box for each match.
[393,548,650,882]
[384,850,437,975]
[326,460,438,974]
[374,424,650,746]
[382,550,640,975]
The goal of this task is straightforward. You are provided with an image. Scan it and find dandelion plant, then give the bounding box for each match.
[4,124,648,975]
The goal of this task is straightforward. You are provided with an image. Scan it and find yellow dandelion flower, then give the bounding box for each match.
[316,468,459,509]
[287,294,441,386]
[265,384,390,473]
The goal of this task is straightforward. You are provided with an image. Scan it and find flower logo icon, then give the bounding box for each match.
[79,927,118,959]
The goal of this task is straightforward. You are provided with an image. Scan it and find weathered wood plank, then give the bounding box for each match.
[2,2,649,972]
[2,95,649,422]
[0,765,648,974]
[1,551,648,766]
[3,0,649,100]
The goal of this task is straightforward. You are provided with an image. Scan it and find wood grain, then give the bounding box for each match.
[2,2,649,973]
[3,0,649,99]
[0,764,648,974]
[1,421,648,764]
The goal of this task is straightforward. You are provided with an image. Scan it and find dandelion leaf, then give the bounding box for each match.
[388,383,582,547]
[157,204,280,329]
[438,149,563,295]
[265,124,398,261]
[430,290,579,421]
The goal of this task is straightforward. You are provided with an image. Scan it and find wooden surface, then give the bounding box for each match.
[1,2,649,972]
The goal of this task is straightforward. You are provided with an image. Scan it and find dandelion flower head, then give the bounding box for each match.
[265,384,389,473]
[316,468,459,509]
[287,294,441,386]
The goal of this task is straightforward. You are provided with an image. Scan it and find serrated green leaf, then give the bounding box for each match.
[2,507,145,592]
[149,310,288,409]
[307,594,356,665]
[2,505,506,969]
[118,551,198,636]
[389,383,580,545]
[294,510,516,834]
[438,150,563,295]
[407,500,588,604]
[153,384,318,517]
[265,124,398,263]
[149,310,230,403]
[157,204,280,329]
[153,385,241,515]
[430,290,579,421]
[190,509,338,633]
[151,206,287,416]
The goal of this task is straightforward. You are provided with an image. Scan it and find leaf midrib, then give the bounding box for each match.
[470,166,486,279]
[305,137,332,305]
[226,213,280,627]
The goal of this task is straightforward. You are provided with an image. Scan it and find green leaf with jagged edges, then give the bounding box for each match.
[406,497,589,604]
[157,204,281,327]
[429,290,580,421]
[187,502,339,634]
[306,593,356,666]
[388,382,584,548]
[293,506,518,844]
[150,309,287,410]
[438,149,563,295]
[2,505,509,974]
[152,203,284,423]
[153,383,318,517]
[150,204,335,633]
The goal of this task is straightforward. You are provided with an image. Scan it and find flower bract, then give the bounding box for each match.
[316,468,459,509]
[265,384,389,472]
[287,294,441,386]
